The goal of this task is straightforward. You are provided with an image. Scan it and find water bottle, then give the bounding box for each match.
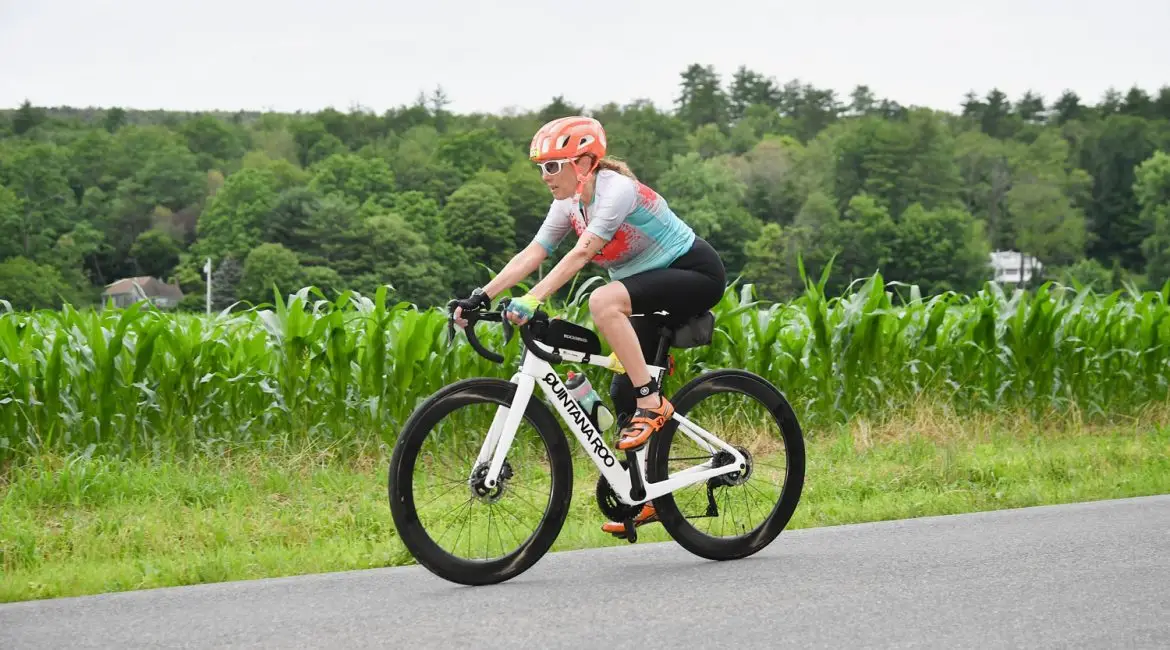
[565,371,615,432]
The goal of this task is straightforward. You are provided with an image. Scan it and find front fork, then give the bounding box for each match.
[473,372,533,489]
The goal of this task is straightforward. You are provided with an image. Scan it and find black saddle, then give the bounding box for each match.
[649,310,716,350]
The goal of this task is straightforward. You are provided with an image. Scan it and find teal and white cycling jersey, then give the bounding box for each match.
[532,170,696,280]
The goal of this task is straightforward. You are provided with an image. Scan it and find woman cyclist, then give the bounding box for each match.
[452,115,727,534]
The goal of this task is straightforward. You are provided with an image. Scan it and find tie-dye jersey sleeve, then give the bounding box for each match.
[531,200,572,254]
[583,175,638,242]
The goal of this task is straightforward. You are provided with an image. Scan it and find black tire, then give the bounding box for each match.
[388,378,573,585]
[647,369,805,561]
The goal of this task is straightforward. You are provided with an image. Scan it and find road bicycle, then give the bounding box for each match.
[387,298,805,585]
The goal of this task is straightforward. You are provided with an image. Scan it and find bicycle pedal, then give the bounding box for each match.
[623,518,638,543]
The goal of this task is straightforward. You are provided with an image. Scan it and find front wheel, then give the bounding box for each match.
[648,369,805,561]
[388,378,573,585]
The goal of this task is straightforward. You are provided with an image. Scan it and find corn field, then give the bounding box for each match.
[2,272,1169,466]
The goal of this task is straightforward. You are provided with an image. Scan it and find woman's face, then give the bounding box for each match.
[538,157,583,200]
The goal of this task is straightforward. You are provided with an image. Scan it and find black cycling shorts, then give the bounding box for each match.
[607,237,726,418]
[619,236,726,322]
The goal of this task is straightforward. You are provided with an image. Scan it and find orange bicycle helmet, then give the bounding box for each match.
[529,116,607,195]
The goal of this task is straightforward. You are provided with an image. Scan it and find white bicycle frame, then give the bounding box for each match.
[472,337,748,506]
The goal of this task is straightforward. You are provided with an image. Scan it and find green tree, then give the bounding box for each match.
[1015,91,1046,123]
[0,186,25,260]
[389,125,461,201]
[442,182,515,288]
[742,223,797,300]
[676,64,730,131]
[538,95,585,124]
[728,66,779,121]
[506,160,552,249]
[239,243,305,303]
[52,221,107,286]
[179,115,247,170]
[357,214,449,307]
[0,256,80,309]
[263,186,321,252]
[388,191,444,241]
[194,167,281,260]
[129,229,182,278]
[12,100,46,136]
[884,204,991,295]
[435,128,518,182]
[67,129,116,194]
[294,195,363,273]
[307,153,396,207]
[302,266,344,296]
[0,142,75,261]
[1052,91,1086,125]
[826,193,897,290]
[742,191,842,298]
[241,151,310,190]
[1135,151,1170,286]
[103,107,127,133]
[251,128,300,165]
[822,110,962,217]
[728,135,805,225]
[689,124,729,159]
[1080,114,1161,268]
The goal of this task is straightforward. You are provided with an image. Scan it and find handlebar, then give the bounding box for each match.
[446,297,564,365]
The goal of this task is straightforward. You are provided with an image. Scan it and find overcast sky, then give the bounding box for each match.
[2,0,1168,116]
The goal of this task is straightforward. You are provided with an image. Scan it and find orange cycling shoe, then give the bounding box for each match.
[601,503,658,535]
[616,396,675,451]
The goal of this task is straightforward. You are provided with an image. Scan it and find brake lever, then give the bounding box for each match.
[499,298,514,343]
[445,300,458,344]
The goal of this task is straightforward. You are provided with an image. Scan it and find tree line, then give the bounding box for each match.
[2,64,1170,311]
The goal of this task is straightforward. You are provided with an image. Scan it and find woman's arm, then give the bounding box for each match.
[482,241,550,299]
[526,233,607,301]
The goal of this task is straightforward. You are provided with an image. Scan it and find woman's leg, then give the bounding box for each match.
[589,238,726,451]
[608,316,662,424]
[595,237,726,533]
[589,283,661,413]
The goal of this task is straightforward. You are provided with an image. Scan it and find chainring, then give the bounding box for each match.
[596,464,643,521]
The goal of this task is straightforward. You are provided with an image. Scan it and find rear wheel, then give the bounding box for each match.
[647,370,805,561]
[388,378,573,585]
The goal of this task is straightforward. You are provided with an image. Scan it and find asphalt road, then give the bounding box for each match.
[3,495,1168,649]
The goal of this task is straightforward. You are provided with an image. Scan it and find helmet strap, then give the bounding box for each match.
[571,157,600,200]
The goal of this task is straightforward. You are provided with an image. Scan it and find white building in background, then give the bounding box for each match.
[989,250,1043,284]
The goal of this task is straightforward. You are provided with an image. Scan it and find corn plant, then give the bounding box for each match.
[3,274,1169,467]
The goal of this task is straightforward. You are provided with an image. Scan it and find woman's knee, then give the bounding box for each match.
[588,282,631,321]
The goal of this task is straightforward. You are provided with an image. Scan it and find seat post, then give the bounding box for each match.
[652,325,672,368]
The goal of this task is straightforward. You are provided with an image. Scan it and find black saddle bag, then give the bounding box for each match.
[669,311,716,349]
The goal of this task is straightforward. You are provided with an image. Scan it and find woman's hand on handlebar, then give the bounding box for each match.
[504,294,542,326]
[449,288,491,328]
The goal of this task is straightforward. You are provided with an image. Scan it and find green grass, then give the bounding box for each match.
[4,410,1168,603]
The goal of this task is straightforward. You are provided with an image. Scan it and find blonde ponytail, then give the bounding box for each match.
[595,157,638,181]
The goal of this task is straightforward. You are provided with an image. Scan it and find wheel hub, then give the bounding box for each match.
[712,446,753,487]
[469,461,513,503]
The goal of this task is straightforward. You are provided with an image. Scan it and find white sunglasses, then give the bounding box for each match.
[536,159,574,175]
